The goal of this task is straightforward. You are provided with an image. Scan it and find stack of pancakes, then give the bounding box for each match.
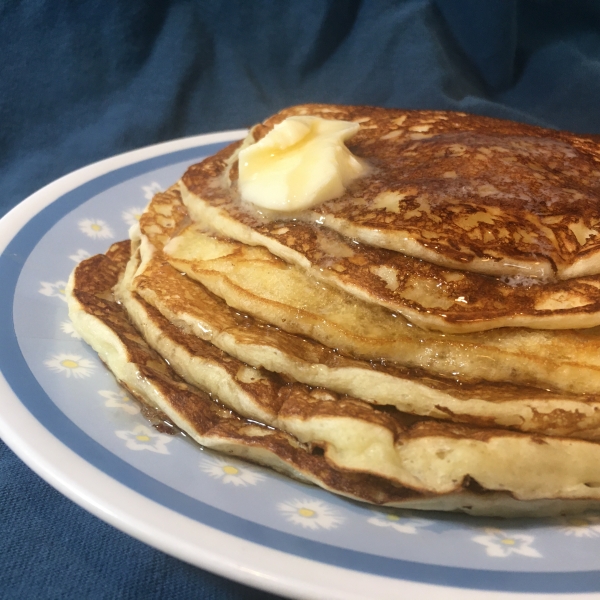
[68,104,600,517]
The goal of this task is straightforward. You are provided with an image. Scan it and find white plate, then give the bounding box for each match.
[1,132,600,600]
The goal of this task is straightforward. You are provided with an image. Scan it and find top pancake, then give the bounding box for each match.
[182,103,600,281]
[179,140,600,333]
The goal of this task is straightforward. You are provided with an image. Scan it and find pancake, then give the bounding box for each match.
[131,189,600,440]
[65,104,600,518]
[67,238,600,515]
[184,103,600,281]
[67,241,600,516]
[178,141,600,333]
[162,217,600,396]
[63,241,435,507]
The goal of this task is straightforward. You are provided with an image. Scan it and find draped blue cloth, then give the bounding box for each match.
[2,1,600,597]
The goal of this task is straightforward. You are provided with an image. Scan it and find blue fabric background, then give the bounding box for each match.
[2,1,600,597]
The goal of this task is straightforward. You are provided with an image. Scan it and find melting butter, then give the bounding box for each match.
[238,116,367,211]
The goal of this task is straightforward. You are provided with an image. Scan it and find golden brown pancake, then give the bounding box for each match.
[67,238,600,515]
[161,220,600,396]
[194,103,600,281]
[67,241,600,516]
[178,139,600,333]
[64,241,438,508]
[65,104,600,517]
[130,189,600,439]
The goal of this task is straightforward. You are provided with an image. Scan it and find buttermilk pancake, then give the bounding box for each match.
[178,141,600,333]
[67,241,600,516]
[65,242,442,509]
[131,189,600,440]
[67,241,600,517]
[162,214,600,396]
[67,104,600,518]
[182,103,600,281]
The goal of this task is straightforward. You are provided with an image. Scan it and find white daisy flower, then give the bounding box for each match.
[122,207,145,227]
[69,249,91,263]
[472,528,541,558]
[367,511,433,534]
[115,424,172,454]
[558,514,600,538]
[78,218,114,239]
[44,353,96,379]
[39,280,68,302]
[199,456,265,486]
[60,320,81,339]
[142,181,163,201]
[98,389,140,415]
[278,498,344,530]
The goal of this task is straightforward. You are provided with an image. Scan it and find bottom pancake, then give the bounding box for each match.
[67,241,600,516]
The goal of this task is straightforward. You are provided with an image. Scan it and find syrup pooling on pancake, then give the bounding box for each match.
[182,103,600,280]
[178,139,600,333]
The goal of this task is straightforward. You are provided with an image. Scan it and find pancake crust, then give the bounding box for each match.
[183,103,600,280]
[179,141,600,332]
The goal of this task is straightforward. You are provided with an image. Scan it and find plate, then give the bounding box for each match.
[1,132,600,600]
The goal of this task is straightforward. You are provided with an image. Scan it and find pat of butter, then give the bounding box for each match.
[238,116,367,211]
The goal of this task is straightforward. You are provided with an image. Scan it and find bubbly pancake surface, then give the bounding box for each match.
[182,103,600,282]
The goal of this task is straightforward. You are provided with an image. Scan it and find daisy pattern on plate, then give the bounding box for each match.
[142,181,163,201]
[278,498,344,531]
[558,514,600,538]
[69,249,91,263]
[122,207,145,227]
[98,389,140,415]
[39,280,68,302]
[472,528,541,558]
[199,456,265,486]
[115,424,172,454]
[44,353,96,379]
[367,511,433,535]
[60,320,81,339]
[78,218,114,239]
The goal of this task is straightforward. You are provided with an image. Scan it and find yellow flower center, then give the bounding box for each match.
[222,466,239,475]
[91,223,102,231]
[298,508,315,518]
[136,435,150,442]
[501,538,516,545]
[61,360,79,369]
